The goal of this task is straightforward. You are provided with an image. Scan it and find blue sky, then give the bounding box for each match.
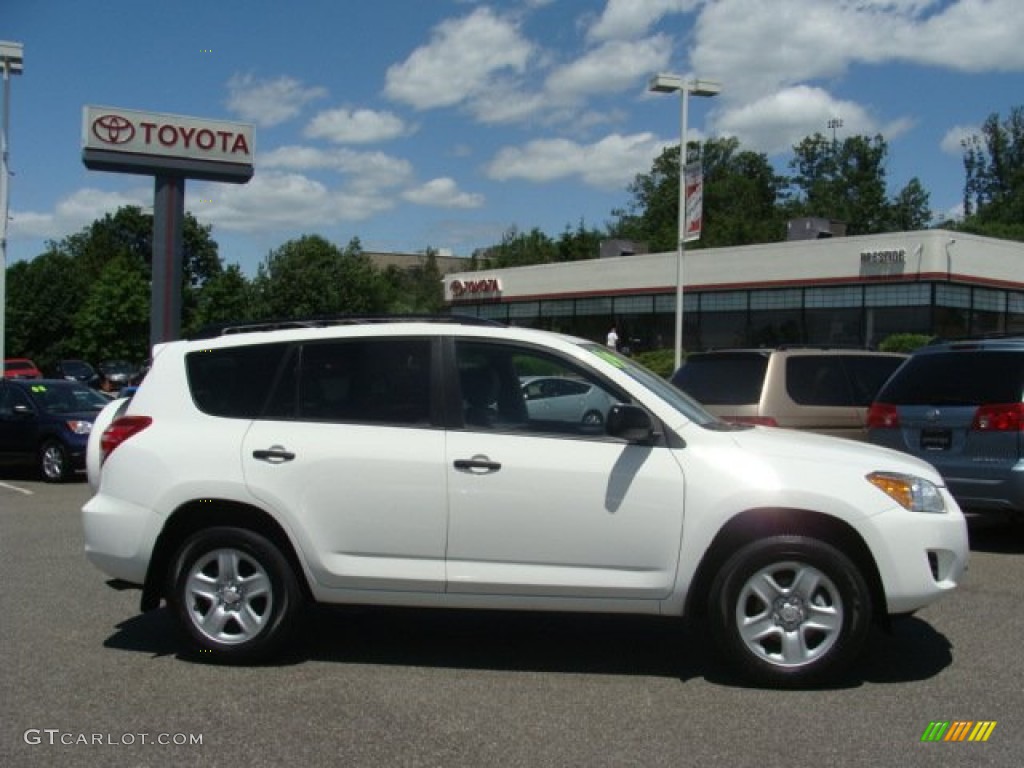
[4,0,1022,276]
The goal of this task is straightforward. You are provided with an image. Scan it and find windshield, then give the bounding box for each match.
[26,382,108,413]
[579,343,718,426]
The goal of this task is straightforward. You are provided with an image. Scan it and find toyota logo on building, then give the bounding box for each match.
[92,114,136,145]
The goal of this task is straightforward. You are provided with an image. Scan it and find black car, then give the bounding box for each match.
[0,378,110,482]
[96,359,138,394]
[53,359,100,388]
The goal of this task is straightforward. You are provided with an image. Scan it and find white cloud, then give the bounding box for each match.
[545,36,673,98]
[384,7,533,110]
[192,171,395,232]
[714,85,882,155]
[692,0,1024,103]
[226,74,327,127]
[487,132,669,188]
[9,187,149,241]
[941,124,980,155]
[304,108,411,144]
[588,0,697,42]
[259,146,414,190]
[403,178,484,208]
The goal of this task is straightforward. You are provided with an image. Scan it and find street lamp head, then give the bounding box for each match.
[648,73,721,98]
[0,41,24,74]
[648,73,684,93]
[689,79,721,98]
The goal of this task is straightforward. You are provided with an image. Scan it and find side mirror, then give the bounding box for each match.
[606,403,655,443]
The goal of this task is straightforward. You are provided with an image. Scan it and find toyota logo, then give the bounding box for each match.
[92,114,136,145]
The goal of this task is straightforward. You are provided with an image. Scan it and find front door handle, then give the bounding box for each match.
[454,456,501,472]
[252,445,296,463]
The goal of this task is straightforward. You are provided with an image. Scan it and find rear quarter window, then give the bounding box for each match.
[186,343,289,418]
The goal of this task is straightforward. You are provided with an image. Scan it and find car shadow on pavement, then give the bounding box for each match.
[102,603,954,689]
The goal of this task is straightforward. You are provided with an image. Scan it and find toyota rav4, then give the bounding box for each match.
[83,317,968,686]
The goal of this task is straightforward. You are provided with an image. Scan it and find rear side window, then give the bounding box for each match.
[671,353,769,405]
[187,343,289,418]
[786,357,854,406]
[265,338,433,426]
[877,350,1024,405]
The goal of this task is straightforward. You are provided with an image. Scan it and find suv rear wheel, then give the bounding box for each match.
[709,536,871,687]
[168,527,302,662]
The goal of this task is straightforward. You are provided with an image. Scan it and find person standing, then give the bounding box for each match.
[606,327,619,350]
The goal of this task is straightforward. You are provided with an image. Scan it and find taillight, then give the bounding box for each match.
[972,403,1024,432]
[867,403,899,429]
[100,416,152,463]
[727,415,779,427]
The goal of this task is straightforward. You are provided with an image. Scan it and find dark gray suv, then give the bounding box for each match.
[867,337,1024,516]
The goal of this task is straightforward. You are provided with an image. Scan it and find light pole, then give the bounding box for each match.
[1,41,24,368]
[648,73,720,370]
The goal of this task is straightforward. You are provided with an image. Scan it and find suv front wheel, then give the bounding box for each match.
[709,535,871,687]
[168,527,302,662]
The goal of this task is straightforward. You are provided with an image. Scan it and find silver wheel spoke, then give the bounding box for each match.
[186,571,219,602]
[780,628,809,663]
[242,571,271,599]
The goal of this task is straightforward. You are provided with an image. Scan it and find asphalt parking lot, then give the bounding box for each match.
[2,473,1022,768]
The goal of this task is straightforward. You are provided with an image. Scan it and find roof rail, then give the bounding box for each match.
[187,313,504,340]
[926,331,1024,345]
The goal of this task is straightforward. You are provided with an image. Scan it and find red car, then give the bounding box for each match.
[4,358,43,379]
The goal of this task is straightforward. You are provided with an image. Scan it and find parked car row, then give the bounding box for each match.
[0,377,111,481]
[670,336,1024,520]
[4,357,145,393]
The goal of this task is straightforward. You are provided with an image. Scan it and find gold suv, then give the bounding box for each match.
[671,347,906,440]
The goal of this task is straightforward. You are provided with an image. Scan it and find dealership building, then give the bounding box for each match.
[442,228,1024,351]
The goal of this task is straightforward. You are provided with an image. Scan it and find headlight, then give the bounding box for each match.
[867,472,946,513]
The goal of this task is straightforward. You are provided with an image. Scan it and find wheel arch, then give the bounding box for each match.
[141,499,312,611]
[684,507,888,625]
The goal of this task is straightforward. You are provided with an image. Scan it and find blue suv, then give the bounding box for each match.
[868,336,1024,516]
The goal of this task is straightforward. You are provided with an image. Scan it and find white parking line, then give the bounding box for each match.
[0,481,34,496]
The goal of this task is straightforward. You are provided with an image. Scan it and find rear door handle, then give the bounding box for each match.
[252,446,296,463]
[454,457,501,472]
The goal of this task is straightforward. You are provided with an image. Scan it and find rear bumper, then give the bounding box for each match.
[82,494,162,585]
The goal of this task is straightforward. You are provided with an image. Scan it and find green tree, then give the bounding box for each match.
[888,177,932,231]
[788,133,892,235]
[481,227,559,268]
[380,248,446,314]
[960,106,1024,240]
[556,219,605,261]
[186,264,256,333]
[70,255,150,363]
[4,248,90,370]
[610,138,786,250]
[255,235,387,318]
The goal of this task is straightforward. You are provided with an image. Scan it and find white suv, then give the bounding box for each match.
[83,318,968,686]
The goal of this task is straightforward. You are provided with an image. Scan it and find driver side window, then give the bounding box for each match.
[455,341,623,437]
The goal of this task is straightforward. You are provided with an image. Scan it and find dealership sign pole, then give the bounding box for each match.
[82,106,253,347]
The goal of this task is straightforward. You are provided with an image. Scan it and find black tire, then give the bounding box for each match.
[708,535,871,687]
[168,527,302,663]
[581,409,604,427]
[39,439,71,483]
